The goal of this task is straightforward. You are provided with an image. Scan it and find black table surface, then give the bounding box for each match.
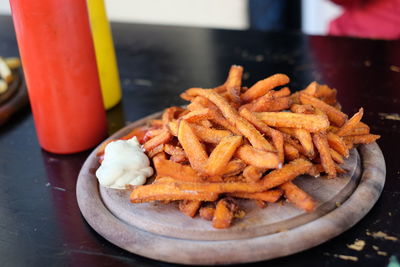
[0,15,399,267]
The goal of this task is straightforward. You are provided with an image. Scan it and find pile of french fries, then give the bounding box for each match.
[97,65,380,229]
[0,57,20,94]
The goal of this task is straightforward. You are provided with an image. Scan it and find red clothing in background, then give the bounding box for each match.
[329,0,400,39]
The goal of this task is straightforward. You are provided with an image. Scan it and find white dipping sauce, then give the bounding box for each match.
[96,137,153,189]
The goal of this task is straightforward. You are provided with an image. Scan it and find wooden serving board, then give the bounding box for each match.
[76,112,386,265]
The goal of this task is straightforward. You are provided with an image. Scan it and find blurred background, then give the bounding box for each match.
[0,0,341,35]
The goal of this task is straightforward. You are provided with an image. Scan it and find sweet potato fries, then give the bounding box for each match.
[97,65,380,229]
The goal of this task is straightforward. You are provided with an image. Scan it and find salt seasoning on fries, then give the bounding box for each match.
[96,65,380,229]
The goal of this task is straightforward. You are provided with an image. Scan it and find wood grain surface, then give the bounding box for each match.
[76,113,386,265]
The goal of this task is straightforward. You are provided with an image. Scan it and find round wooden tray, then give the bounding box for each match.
[76,112,386,265]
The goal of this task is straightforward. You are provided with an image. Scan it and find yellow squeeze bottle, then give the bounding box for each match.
[87,0,122,110]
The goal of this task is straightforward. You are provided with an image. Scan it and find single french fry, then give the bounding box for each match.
[209,112,241,135]
[272,87,291,98]
[224,65,243,90]
[243,165,264,182]
[167,181,260,194]
[143,128,172,152]
[153,176,176,184]
[239,108,284,163]
[199,204,215,221]
[279,128,314,158]
[147,144,164,158]
[344,140,354,150]
[315,84,337,105]
[236,145,280,169]
[204,136,242,176]
[130,183,219,203]
[308,164,324,177]
[177,109,191,118]
[260,158,313,189]
[272,130,285,164]
[326,132,349,158]
[122,126,152,142]
[290,104,314,114]
[329,148,344,164]
[313,133,336,178]
[280,181,316,212]
[180,108,213,122]
[299,93,347,126]
[240,95,291,112]
[150,119,164,128]
[294,129,315,158]
[224,65,243,105]
[341,121,370,136]
[212,198,238,229]
[294,82,337,105]
[270,96,291,108]
[302,81,318,95]
[277,127,296,136]
[221,175,246,183]
[162,106,185,125]
[153,155,203,182]
[192,95,241,135]
[343,134,380,144]
[185,88,275,151]
[199,119,213,128]
[343,126,370,136]
[290,82,317,104]
[284,143,300,161]
[239,91,272,111]
[190,123,232,144]
[255,112,330,132]
[328,125,339,132]
[143,128,164,142]
[180,91,195,101]
[164,144,187,163]
[177,120,208,172]
[230,189,282,203]
[241,86,291,111]
[187,100,205,112]
[241,73,290,102]
[179,200,201,217]
[313,107,328,118]
[336,108,364,136]
[167,120,179,136]
[240,87,289,108]
[223,159,246,177]
[356,121,370,130]
[214,84,226,93]
[282,133,306,155]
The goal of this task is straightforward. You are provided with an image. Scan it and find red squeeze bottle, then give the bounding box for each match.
[10,0,107,154]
